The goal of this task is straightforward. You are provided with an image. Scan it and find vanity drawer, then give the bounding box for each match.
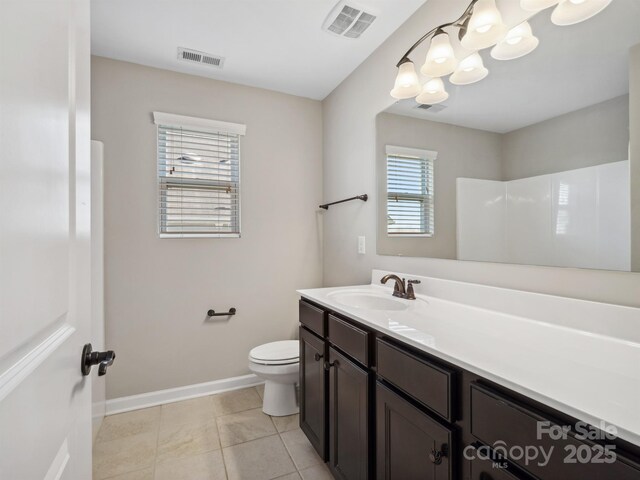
[470,383,640,480]
[327,314,370,366]
[299,300,326,338]
[467,443,533,480]
[470,460,525,480]
[376,339,454,422]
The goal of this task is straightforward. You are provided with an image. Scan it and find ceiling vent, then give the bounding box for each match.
[415,103,448,113]
[322,1,377,39]
[177,48,225,69]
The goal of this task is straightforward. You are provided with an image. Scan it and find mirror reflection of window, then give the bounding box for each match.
[555,183,570,236]
[385,146,436,237]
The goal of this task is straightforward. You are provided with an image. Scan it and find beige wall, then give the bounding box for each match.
[631,45,640,271]
[502,95,629,181]
[376,112,502,258]
[322,0,640,307]
[92,57,323,399]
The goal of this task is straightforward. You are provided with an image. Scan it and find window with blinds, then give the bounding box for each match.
[154,112,246,237]
[386,146,436,237]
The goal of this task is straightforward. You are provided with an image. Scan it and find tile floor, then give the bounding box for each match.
[93,385,333,480]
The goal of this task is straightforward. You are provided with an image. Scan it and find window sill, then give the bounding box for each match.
[159,233,241,239]
[387,233,434,238]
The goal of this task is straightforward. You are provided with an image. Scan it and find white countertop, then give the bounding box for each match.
[298,279,640,447]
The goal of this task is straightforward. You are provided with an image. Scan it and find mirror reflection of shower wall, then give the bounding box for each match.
[376,0,640,272]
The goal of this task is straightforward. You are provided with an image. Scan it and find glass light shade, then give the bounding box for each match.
[390,60,421,99]
[491,21,539,60]
[416,78,449,105]
[421,32,459,77]
[449,53,489,85]
[461,0,508,50]
[551,0,612,26]
[520,0,559,11]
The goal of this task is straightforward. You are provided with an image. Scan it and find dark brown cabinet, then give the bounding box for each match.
[300,326,327,460]
[377,339,455,422]
[300,302,373,480]
[470,383,640,480]
[376,381,454,480]
[328,314,371,367]
[328,347,371,480]
[300,300,326,337]
[298,299,640,480]
[468,450,529,480]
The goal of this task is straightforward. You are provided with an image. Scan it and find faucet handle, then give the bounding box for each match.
[406,279,421,300]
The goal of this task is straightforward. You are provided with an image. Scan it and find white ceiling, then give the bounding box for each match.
[91,0,427,100]
[386,0,640,133]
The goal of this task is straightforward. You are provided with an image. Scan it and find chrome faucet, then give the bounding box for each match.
[380,275,422,300]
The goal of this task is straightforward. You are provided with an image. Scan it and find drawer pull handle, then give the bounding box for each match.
[429,449,443,465]
[314,353,323,361]
[324,360,339,370]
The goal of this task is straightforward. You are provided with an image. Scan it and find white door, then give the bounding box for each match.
[91,141,106,440]
[0,0,94,479]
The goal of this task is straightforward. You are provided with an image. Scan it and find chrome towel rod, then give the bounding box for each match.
[319,194,368,210]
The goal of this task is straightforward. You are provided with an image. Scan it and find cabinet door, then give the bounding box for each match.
[377,382,454,480]
[300,326,328,460]
[328,347,371,480]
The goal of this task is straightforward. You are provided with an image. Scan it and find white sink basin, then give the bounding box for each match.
[327,290,409,311]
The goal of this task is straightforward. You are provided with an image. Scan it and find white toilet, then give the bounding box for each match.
[248,340,299,416]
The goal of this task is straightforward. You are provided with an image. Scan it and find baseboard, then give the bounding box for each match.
[105,374,264,415]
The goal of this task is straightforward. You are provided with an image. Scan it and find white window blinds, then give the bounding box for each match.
[154,112,246,237]
[386,145,436,237]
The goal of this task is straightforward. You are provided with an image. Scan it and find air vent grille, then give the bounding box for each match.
[177,48,225,69]
[323,1,376,39]
[201,55,222,66]
[415,103,447,113]
[344,12,376,38]
[328,6,361,35]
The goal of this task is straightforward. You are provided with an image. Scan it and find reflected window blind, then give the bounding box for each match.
[386,148,435,236]
[157,124,241,237]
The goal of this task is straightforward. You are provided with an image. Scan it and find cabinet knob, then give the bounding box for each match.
[314,353,323,361]
[429,449,443,465]
[324,360,338,370]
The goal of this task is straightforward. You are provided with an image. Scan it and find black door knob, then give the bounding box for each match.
[429,449,443,465]
[314,353,323,361]
[82,343,116,376]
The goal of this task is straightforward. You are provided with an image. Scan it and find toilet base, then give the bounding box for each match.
[262,380,299,417]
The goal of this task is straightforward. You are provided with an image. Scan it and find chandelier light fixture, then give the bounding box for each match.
[416,77,450,104]
[450,53,489,85]
[390,59,422,99]
[491,21,539,60]
[460,0,508,51]
[551,0,613,26]
[421,30,458,77]
[390,0,612,104]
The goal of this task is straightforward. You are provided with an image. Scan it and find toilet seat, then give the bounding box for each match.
[249,340,299,365]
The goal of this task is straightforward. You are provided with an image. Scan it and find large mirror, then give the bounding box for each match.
[376,0,640,271]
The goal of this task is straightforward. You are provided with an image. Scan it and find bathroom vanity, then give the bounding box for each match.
[298,272,640,480]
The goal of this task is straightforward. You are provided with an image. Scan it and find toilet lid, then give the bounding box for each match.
[249,340,299,365]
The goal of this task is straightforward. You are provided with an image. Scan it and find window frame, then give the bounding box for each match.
[153,112,246,239]
[385,145,436,238]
